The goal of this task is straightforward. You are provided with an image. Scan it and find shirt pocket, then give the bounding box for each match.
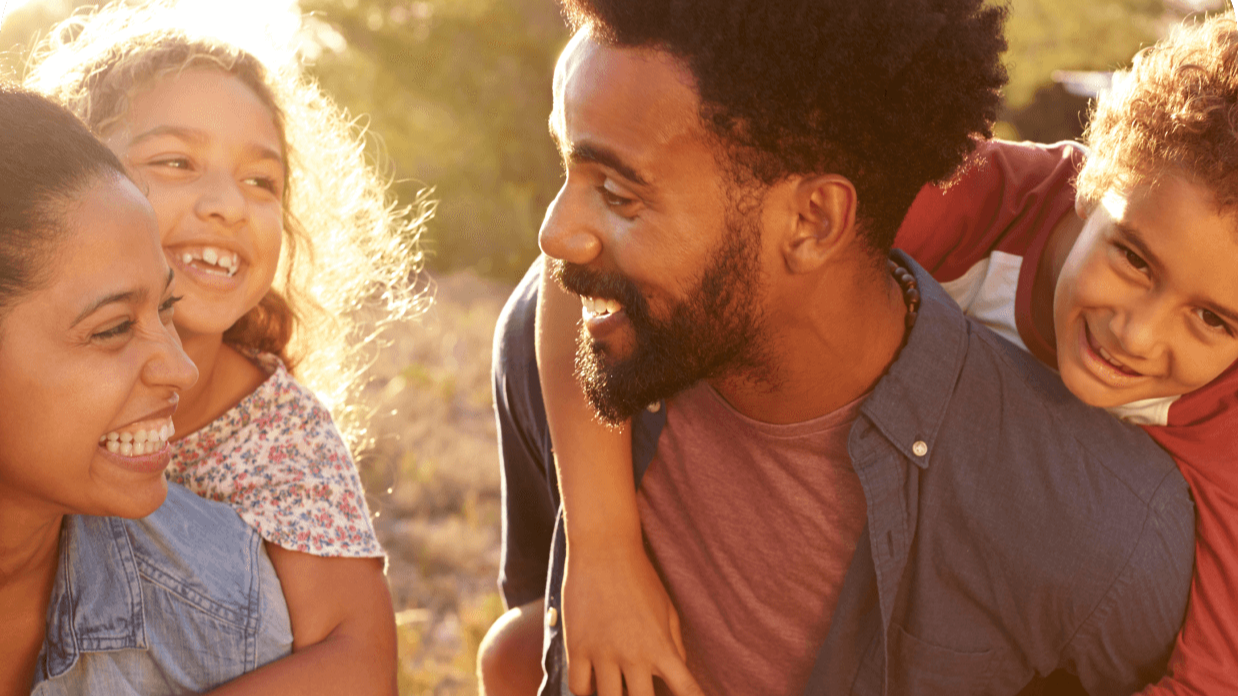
[887,623,996,695]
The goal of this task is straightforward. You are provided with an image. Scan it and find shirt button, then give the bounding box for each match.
[545,606,559,628]
[647,402,662,413]
[912,440,928,457]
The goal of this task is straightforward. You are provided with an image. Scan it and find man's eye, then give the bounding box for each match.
[598,186,634,207]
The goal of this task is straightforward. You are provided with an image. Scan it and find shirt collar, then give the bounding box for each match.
[859,250,969,467]
[41,514,147,678]
[631,250,967,478]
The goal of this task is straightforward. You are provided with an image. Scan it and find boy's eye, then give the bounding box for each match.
[1117,244,1149,272]
[1197,308,1233,335]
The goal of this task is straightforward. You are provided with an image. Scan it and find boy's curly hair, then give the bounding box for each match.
[1079,15,1238,214]
[25,2,431,453]
[560,0,1008,254]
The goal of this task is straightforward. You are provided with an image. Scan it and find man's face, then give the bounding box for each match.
[539,31,769,423]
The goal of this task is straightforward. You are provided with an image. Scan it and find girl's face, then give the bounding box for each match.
[105,68,286,341]
[0,176,198,519]
[1054,174,1238,408]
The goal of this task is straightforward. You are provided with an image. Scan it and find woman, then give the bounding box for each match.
[0,85,292,695]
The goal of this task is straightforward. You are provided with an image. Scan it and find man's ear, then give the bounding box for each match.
[783,174,858,274]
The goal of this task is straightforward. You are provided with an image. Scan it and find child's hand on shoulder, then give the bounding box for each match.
[562,535,704,696]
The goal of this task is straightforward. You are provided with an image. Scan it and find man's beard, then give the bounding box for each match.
[549,210,768,424]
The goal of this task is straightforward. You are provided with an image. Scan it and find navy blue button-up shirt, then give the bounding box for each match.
[493,252,1194,695]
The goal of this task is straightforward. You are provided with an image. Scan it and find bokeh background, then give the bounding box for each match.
[0,0,1229,692]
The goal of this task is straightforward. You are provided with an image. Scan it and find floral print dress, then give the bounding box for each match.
[167,353,383,558]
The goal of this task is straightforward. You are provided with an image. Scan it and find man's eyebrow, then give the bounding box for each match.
[567,142,651,188]
[1118,223,1238,325]
[70,269,174,328]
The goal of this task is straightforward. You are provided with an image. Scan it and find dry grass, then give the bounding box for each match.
[358,270,515,695]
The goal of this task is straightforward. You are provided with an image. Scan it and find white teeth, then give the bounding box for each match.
[182,253,193,265]
[605,299,621,314]
[580,296,622,320]
[203,248,218,264]
[101,419,173,457]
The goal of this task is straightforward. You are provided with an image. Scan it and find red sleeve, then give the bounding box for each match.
[894,139,1083,282]
[1138,366,1238,696]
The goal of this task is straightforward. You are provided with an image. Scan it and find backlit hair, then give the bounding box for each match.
[1079,15,1238,213]
[25,2,431,452]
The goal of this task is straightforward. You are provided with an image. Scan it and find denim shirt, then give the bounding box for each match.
[492,253,1195,696]
[31,484,292,694]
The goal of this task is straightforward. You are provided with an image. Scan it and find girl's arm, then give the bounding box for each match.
[206,549,397,695]
[536,262,703,696]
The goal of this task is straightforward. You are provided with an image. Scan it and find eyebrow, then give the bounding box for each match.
[1118,223,1238,325]
[129,125,285,168]
[71,268,175,328]
[549,126,651,188]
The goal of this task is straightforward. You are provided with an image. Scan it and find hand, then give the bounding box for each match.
[562,537,705,696]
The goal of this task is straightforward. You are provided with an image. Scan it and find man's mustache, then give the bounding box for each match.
[546,258,651,325]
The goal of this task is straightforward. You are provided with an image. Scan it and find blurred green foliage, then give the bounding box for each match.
[299,0,569,281]
[1,0,1224,279]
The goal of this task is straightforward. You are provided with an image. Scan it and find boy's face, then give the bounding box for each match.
[1054,174,1238,408]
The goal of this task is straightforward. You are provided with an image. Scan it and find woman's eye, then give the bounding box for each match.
[159,295,183,320]
[92,320,133,341]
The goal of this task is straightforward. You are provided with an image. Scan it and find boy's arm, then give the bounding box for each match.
[536,268,702,696]
[206,548,397,695]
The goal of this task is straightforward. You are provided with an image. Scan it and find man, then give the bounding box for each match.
[482,1,1195,694]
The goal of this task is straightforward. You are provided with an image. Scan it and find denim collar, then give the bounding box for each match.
[633,250,967,480]
[41,514,148,678]
[857,249,969,468]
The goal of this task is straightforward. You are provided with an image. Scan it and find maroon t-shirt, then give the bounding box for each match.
[637,382,867,695]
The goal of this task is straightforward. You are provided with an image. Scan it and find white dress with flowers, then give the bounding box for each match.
[166,352,383,558]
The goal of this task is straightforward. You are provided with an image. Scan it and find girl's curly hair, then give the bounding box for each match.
[25,2,432,453]
[1079,15,1238,213]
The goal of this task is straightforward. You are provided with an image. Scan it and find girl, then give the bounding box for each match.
[25,3,427,693]
[522,15,1238,696]
[1,85,291,695]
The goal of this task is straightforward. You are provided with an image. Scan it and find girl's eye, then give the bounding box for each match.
[244,176,280,195]
[153,157,192,170]
[1197,308,1234,336]
[92,320,133,342]
[1117,243,1149,273]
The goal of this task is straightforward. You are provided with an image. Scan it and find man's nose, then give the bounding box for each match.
[538,184,602,265]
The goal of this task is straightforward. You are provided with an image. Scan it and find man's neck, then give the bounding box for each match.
[710,261,909,424]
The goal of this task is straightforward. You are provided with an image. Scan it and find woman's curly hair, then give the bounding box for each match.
[25,2,431,453]
[560,0,1008,254]
[1079,15,1238,213]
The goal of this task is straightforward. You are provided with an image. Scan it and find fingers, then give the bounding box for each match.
[668,609,687,662]
[624,667,656,696]
[655,656,706,696]
[594,662,624,696]
[567,656,595,696]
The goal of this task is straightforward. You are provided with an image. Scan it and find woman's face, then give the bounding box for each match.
[0,175,198,519]
[104,68,286,341]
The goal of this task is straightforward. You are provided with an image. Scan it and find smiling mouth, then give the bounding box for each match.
[98,417,176,457]
[176,245,241,278]
[1084,324,1143,377]
[581,295,624,320]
